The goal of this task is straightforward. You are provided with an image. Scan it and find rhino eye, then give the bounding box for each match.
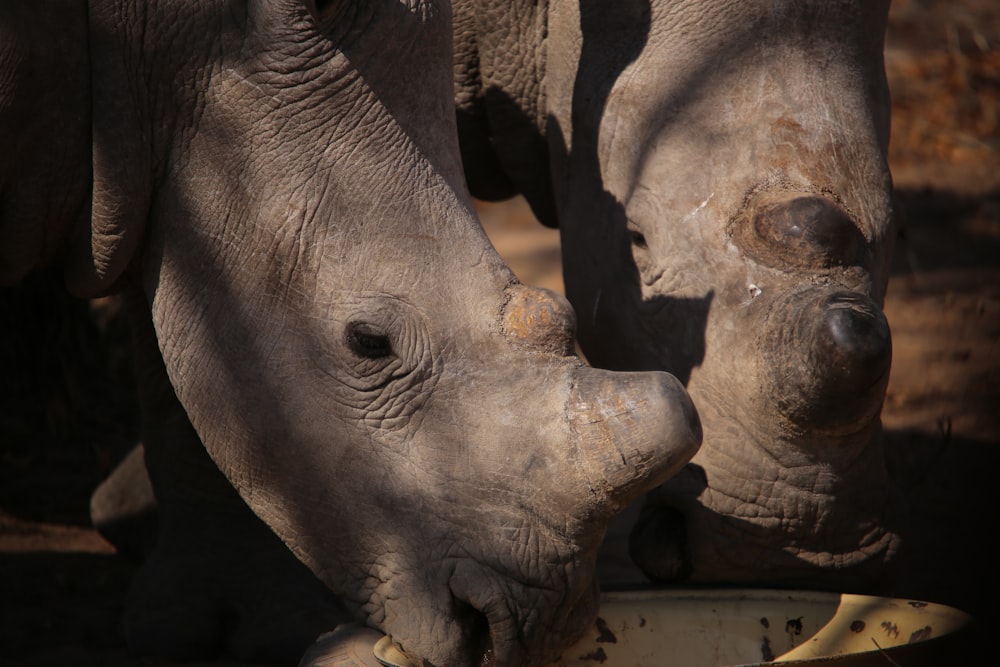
[346,322,392,359]
[629,230,648,249]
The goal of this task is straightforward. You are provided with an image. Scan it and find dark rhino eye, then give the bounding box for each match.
[345,322,392,359]
[629,229,648,249]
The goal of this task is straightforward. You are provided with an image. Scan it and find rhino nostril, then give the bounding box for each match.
[502,284,577,355]
[735,193,869,270]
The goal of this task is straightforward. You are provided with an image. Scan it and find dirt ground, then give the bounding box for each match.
[2,1,998,665]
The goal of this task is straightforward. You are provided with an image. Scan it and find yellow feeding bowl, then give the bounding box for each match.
[373,589,972,667]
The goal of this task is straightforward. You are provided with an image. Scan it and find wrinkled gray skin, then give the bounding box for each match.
[454,0,903,592]
[0,1,701,665]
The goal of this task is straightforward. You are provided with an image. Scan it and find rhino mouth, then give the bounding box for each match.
[452,599,496,666]
[379,597,495,667]
[439,577,518,667]
[435,560,596,667]
[368,529,601,666]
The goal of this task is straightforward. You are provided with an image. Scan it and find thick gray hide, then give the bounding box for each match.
[454,0,903,592]
[0,1,701,666]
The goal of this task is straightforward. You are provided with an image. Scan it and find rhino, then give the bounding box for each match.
[0,1,702,665]
[453,0,903,592]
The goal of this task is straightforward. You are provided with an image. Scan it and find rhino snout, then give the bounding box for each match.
[763,288,891,435]
[568,368,702,518]
[502,283,577,355]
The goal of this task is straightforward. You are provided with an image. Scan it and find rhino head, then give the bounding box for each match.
[1,1,700,665]
[454,0,903,592]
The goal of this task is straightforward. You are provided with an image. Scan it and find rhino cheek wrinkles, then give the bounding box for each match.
[299,293,439,430]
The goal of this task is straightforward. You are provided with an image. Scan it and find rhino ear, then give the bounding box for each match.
[64,7,152,298]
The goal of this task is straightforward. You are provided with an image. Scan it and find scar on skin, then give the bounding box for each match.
[683,193,715,222]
